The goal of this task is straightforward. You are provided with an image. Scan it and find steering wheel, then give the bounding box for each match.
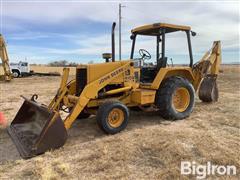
[139,49,151,60]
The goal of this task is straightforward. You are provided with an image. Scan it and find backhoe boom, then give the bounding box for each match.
[193,41,222,90]
[0,34,12,81]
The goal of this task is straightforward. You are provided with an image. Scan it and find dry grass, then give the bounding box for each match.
[0,65,239,179]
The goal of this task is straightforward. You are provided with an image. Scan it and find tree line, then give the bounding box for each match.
[47,60,94,67]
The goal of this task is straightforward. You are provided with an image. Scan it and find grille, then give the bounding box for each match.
[76,68,87,96]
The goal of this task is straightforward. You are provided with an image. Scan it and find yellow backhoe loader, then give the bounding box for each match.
[0,34,12,81]
[8,22,221,159]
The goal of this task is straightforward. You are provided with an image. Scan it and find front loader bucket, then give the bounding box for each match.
[199,74,219,102]
[7,97,67,159]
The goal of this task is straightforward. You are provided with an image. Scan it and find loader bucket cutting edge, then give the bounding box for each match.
[7,98,68,159]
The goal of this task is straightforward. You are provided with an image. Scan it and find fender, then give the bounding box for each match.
[151,67,195,90]
[11,68,21,76]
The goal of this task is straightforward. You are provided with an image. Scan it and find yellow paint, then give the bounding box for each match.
[44,30,221,131]
[132,22,191,34]
[151,67,195,90]
[48,68,70,110]
[192,41,222,90]
[172,87,190,112]
[107,108,124,128]
[63,61,133,129]
[131,89,156,104]
[85,61,128,84]
[51,50,221,130]
[105,86,132,95]
[0,35,12,81]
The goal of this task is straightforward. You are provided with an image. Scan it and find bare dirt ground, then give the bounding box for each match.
[0,65,239,179]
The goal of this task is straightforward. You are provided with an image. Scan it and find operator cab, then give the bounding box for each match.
[130,23,195,83]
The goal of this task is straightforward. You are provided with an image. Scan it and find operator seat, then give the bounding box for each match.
[140,57,168,83]
[157,57,168,69]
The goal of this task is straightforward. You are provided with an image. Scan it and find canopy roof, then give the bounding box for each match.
[131,23,191,35]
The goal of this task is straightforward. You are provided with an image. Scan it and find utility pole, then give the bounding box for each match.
[119,3,125,60]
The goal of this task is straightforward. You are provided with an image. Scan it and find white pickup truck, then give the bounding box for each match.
[10,61,30,77]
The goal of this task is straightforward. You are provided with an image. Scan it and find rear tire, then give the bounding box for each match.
[96,101,129,134]
[155,76,195,120]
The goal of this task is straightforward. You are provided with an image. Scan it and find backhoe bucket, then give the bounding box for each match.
[199,75,219,102]
[7,97,67,159]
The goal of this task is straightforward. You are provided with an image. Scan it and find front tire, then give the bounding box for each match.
[155,76,195,120]
[12,70,20,78]
[96,101,129,134]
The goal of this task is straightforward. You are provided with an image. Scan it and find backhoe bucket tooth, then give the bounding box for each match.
[7,98,67,159]
[198,75,219,102]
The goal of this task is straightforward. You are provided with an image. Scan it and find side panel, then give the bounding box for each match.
[151,67,195,90]
[64,61,134,129]
[87,61,129,83]
[131,89,156,105]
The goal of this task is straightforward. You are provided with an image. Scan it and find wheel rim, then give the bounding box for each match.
[172,87,190,112]
[13,72,18,77]
[108,108,124,128]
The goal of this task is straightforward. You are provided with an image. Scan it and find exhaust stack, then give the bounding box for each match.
[111,22,116,62]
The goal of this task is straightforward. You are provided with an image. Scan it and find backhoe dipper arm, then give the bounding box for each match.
[0,35,12,81]
[193,41,222,90]
[63,61,132,129]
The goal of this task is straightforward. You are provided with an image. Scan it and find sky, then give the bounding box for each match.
[1,0,239,64]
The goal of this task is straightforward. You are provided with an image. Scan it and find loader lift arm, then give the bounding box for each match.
[8,61,133,158]
[48,61,133,129]
[0,34,12,81]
